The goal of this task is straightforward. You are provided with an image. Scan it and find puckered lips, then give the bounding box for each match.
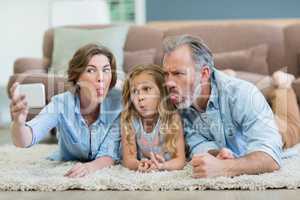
[138,104,147,112]
[96,87,105,97]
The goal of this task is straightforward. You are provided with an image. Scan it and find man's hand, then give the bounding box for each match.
[190,153,228,178]
[64,162,97,178]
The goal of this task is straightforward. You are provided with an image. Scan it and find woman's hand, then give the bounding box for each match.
[10,82,29,125]
[64,162,97,178]
[65,156,114,178]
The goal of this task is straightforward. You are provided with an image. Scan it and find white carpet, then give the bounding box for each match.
[1,144,300,191]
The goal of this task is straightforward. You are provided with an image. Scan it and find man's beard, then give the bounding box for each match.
[176,77,202,109]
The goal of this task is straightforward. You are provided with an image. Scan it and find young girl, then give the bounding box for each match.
[121,64,186,172]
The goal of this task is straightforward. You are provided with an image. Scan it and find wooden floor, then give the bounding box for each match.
[0,190,300,200]
[0,127,299,200]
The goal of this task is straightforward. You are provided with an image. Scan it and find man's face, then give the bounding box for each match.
[163,45,199,108]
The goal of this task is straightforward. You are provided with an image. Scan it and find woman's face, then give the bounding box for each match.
[130,72,161,119]
[78,54,112,104]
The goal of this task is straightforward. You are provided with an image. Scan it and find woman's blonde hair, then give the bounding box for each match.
[121,64,180,158]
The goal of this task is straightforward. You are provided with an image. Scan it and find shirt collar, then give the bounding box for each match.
[74,94,81,115]
[207,69,219,110]
[74,93,105,124]
[187,69,219,113]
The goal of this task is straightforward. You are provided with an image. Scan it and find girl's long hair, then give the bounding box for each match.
[121,64,180,158]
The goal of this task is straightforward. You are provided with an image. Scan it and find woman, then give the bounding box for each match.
[9,43,122,178]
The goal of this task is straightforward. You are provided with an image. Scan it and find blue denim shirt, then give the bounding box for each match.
[180,68,283,166]
[26,88,122,162]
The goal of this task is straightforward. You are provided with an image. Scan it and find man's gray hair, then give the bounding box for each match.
[163,34,214,70]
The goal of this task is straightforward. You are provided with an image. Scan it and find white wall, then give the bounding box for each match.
[0,0,50,86]
[0,0,112,87]
[0,0,50,126]
[0,0,111,126]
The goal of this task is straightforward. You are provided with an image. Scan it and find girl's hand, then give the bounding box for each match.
[216,148,235,160]
[150,152,166,171]
[137,159,153,173]
[64,162,96,178]
[10,82,29,125]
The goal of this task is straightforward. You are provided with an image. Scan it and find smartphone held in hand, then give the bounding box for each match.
[15,83,46,108]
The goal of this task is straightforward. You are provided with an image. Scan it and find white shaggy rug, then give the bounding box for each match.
[1,144,300,191]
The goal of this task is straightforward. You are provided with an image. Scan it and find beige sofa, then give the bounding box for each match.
[7,19,300,120]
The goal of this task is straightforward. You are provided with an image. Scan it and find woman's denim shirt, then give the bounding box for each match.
[26,88,122,162]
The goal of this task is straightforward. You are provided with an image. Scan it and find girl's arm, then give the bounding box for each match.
[152,113,186,171]
[121,121,140,170]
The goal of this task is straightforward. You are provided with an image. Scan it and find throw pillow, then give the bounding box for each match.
[49,26,129,80]
[214,44,269,75]
[123,49,156,73]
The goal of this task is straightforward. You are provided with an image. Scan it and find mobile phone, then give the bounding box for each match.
[15,83,46,108]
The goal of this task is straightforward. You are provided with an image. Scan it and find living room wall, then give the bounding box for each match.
[0,0,50,127]
[146,0,300,21]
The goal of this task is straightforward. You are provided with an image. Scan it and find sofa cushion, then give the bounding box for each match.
[124,26,164,66]
[43,25,113,61]
[235,70,272,93]
[123,49,156,73]
[164,23,286,74]
[49,26,129,80]
[214,44,269,75]
[221,69,274,99]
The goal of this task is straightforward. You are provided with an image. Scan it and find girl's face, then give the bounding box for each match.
[78,54,112,104]
[130,72,161,119]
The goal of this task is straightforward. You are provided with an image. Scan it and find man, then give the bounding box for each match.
[162,35,283,178]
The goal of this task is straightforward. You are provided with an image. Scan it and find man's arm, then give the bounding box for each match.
[181,114,220,159]
[224,151,279,176]
[191,151,279,178]
[192,82,282,178]
[231,82,282,169]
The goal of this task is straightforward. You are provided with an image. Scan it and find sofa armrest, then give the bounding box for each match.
[13,57,50,74]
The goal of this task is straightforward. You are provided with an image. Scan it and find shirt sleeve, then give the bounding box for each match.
[25,96,60,147]
[96,116,121,161]
[231,83,283,166]
[183,117,219,159]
